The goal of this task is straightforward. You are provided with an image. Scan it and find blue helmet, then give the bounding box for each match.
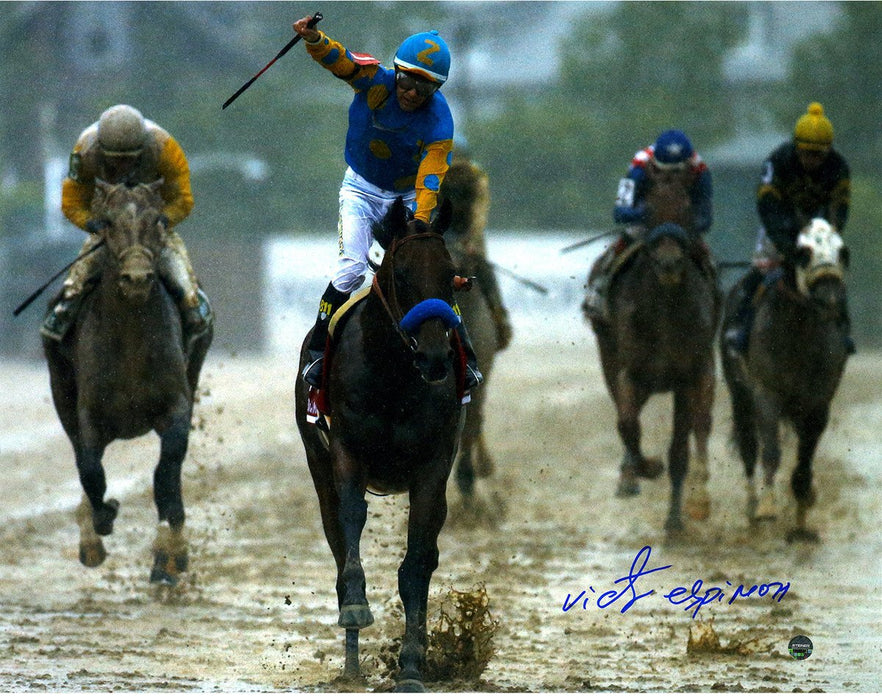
[653,129,694,168]
[393,30,450,85]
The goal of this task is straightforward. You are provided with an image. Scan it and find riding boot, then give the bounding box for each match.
[724,267,763,356]
[180,289,213,350]
[303,282,351,389]
[41,292,83,342]
[582,244,617,323]
[456,318,484,390]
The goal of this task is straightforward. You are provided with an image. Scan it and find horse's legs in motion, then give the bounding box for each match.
[684,370,714,521]
[615,375,661,497]
[74,434,119,566]
[319,448,373,678]
[665,388,692,533]
[397,469,449,691]
[753,390,782,520]
[787,407,827,543]
[150,407,191,584]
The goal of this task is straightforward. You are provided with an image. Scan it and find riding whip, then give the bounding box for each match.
[222,12,323,109]
[490,262,549,295]
[559,229,620,255]
[12,239,106,317]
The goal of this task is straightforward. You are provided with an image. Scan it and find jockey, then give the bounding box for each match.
[724,102,854,356]
[439,144,513,352]
[42,104,210,343]
[293,16,483,390]
[583,129,713,321]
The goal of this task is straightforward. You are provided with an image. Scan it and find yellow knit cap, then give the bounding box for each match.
[794,102,833,151]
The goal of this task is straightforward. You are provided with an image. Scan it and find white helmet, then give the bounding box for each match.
[97,105,147,156]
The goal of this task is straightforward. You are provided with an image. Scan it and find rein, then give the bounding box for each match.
[370,231,459,350]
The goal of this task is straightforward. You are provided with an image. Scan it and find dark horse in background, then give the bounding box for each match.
[720,218,849,542]
[43,180,212,584]
[585,169,719,533]
[295,198,464,691]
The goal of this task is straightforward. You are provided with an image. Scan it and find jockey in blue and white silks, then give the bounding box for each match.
[291,16,482,390]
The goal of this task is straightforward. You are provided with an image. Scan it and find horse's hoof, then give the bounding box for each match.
[635,458,664,479]
[394,678,427,693]
[786,528,820,544]
[664,515,685,534]
[149,566,179,586]
[150,552,183,586]
[93,499,120,536]
[79,541,107,568]
[616,479,640,497]
[338,604,374,629]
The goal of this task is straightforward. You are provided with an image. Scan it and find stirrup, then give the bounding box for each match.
[464,363,483,390]
[40,300,76,342]
[723,327,748,357]
[302,350,324,389]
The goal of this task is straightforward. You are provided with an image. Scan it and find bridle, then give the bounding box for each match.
[370,231,461,350]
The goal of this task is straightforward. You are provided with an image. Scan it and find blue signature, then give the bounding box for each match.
[562,546,790,618]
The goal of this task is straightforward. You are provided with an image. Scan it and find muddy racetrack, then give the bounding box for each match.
[1,334,880,692]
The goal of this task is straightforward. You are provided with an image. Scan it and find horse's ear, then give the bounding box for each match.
[94,178,111,194]
[840,245,850,270]
[432,197,453,235]
[147,178,164,194]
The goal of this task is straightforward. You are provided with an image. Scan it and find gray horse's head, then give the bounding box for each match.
[92,180,165,304]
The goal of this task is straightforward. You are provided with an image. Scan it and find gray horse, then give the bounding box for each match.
[43,180,212,583]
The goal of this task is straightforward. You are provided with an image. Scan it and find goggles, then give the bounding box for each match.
[395,70,439,98]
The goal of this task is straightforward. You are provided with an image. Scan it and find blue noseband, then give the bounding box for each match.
[399,298,461,334]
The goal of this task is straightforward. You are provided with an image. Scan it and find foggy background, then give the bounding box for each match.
[1,1,879,357]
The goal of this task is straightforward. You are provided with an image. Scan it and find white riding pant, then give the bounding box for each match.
[331,167,416,294]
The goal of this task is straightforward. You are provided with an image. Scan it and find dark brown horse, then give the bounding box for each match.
[42,180,212,584]
[295,198,464,691]
[586,171,719,532]
[720,218,849,542]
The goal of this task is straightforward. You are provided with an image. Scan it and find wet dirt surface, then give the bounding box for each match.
[1,337,880,692]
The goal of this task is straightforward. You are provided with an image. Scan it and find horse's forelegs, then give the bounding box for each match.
[397,475,449,691]
[754,394,782,521]
[787,410,826,543]
[665,389,692,533]
[684,373,714,521]
[75,442,118,538]
[615,377,657,497]
[75,495,108,567]
[151,412,190,584]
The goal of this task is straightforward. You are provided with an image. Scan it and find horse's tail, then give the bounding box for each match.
[721,348,757,478]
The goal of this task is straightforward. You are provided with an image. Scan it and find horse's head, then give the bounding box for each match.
[644,222,693,287]
[793,218,849,317]
[372,198,460,384]
[646,165,693,232]
[92,179,165,304]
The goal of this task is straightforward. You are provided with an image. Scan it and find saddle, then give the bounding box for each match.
[305,287,469,432]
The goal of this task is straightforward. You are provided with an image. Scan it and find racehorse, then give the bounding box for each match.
[294,198,465,691]
[586,170,719,532]
[720,218,849,542]
[442,238,502,501]
[42,180,212,584]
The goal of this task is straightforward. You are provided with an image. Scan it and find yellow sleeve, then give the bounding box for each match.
[157,136,194,227]
[305,31,380,84]
[413,139,454,223]
[61,176,94,231]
